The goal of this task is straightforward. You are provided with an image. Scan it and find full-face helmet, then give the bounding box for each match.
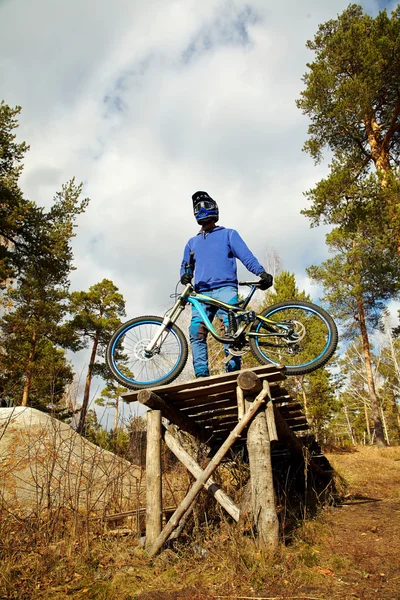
[192,191,219,224]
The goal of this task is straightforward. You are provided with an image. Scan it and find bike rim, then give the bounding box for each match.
[255,304,332,369]
[111,320,183,385]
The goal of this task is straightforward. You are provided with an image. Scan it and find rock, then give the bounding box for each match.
[0,407,143,516]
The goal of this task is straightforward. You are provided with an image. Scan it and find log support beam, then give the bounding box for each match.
[145,410,162,550]
[237,372,279,550]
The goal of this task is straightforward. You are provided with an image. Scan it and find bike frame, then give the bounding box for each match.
[144,282,292,355]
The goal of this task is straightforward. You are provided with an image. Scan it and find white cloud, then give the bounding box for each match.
[1,0,394,411]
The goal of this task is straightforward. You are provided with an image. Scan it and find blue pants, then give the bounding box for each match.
[189,285,241,378]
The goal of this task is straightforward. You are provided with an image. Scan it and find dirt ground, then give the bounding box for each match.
[2,445,400,600]
[136,446,400,600]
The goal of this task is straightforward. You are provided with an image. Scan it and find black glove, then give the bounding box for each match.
[258,271,273,290]
[180,273,192,285]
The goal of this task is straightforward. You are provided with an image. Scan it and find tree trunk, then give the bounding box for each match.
[364,111,400,259]
[363,397,371,444]
[298,375,310,422]
[77,332,99,434]
[113,395,119,432]
[387,329,400,433]
[21,328,37,406]
[343,399,356,445]
[390,391,400,431]
[356,295,387,447]
[380,405,390,446]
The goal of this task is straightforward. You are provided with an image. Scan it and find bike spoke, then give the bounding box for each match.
[255,306,331,369]
[112,320,183,385]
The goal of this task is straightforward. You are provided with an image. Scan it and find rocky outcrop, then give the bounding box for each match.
[0,407,143,516]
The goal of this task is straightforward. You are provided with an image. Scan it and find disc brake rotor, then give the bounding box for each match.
[287,320,306,344]
[134,339,153,361]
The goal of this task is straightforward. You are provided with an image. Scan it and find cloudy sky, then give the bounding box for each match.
[1,0,397,415]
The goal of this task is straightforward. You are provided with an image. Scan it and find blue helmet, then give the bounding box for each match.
[192,191,219,224]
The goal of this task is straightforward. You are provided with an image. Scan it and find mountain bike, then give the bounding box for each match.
[106,273,338,390]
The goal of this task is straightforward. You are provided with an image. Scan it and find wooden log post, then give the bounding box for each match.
[145,410,162,550]
[266,400,278,442]
[237,372,279,550]
[146,382,271,558]
[236,385,245,419]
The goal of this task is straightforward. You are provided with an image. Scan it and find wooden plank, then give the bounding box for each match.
[186,406,238,420]
[177,394,236,411]
[278,410,304,419]
[288,423,310,431]
[181,397,236,413]
[137,390,202,439]
[166,381,239,402]
[167,370,285,403]
[278,403,303,413]
[177,387,291,412]
[236,386,244,419]
[122,364,285,403]
[285,416,308,425]
[271,395,292,404]
[200,415,239,426]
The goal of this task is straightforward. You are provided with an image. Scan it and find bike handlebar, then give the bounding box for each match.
[238,281,262,287]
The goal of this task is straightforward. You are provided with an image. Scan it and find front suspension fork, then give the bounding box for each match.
[144,286,189,354]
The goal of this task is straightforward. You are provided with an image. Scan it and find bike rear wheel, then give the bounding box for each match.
[249,300,338,375]
[106,316,189,389]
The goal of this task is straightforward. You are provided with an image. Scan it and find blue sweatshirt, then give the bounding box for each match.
[180,226,264,292]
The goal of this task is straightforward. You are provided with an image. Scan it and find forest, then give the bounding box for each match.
[1,3,399,454]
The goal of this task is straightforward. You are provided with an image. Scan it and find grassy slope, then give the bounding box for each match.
[1,445,399,600]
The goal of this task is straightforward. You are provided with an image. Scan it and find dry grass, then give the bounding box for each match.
[1,435,400,600]
[326,445,400,499]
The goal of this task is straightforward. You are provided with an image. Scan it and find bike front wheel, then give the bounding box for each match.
[106,315,189,390]
[249,300,338,376]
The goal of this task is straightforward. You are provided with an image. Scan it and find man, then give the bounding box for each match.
[180,190,273,378]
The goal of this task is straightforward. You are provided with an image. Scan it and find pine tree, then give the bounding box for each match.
[297,5,400,259]
[0,101,35,284]
[262,271,337,439]
[307,226,398,447]
[95,378,128,433]
[0,179,89,407]
[68,279,126,434]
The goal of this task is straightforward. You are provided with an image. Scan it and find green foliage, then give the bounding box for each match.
[0,337,73,407]
[0,101,34,283]
[307,227,399,337]
[95,378,128,432]
[260,271,338,439]
[297,4,400,169]
[0,178,89,407]
[334,338,400,445]
[68,279,126,433]
[82,409,143,461]
[297,4,400,258]
[69,279,126,348]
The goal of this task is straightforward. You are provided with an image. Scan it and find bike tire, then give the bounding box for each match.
[249,300,338,376]
[106,315,189,390]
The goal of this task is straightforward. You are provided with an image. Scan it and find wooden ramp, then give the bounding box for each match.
[122,366,334,556]
[123,365,318,444]
[122,365,286,440]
